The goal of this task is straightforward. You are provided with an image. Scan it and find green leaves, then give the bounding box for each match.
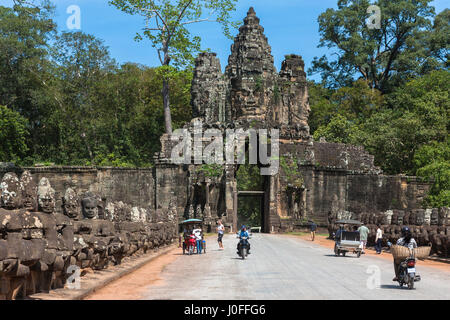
[310,70,449,206]
[0,105,29,162]
[310,0,442,92]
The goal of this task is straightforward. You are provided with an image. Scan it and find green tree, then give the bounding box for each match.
[309,0,439,92]
[426,9,449,68]
[0,105,29,162]
[313,113,362,144]
[109,0,239,134]
[310,79,383,137]
[0,1,56,156]
[414,140,449,207]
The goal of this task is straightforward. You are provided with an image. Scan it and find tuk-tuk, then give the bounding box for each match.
[334,219,363,258]
[179,219,206,255]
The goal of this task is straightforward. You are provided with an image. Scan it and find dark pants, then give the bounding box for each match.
[375,239,382,253]
[196,240,202,254]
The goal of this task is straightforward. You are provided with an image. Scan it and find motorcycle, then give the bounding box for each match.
[397,255,421,289]
[237,236,250,260]
[388,241,422,290]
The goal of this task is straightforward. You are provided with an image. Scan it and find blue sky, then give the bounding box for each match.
[3,0,448,79]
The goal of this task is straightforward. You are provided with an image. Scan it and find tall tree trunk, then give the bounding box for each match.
[162,76,173,134]
[162,44,173,134]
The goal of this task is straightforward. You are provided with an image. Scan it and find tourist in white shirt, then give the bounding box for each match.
[217,220,225,250]
[193,227,203,254]
[375,225,383,254]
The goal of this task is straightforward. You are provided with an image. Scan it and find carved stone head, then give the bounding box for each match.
[1,172,22,209]
[62,188,80,219]
[81,192,98,219]
[196,204,203,218]
[403,211,411,225]
[415,209,425,226]
[20,171,37,211]
[37,177,55,214]
[438,207,449,226]
[188,204,195,219]
[424,209,432,226]
[430,208,439,225]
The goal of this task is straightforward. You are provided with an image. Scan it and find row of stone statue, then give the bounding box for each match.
[0,171,178,300]
[328,208,450,257]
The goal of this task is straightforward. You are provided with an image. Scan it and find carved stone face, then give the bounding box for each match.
[424,209,432,226]
[38,178,55,214]
[232,78,265,119]
[1,172,22,209]
[63,188,80,219]
[431,209,439,225]
[20,171,37,211]
[438,208,446,226]
[81,195,98,219]
[415,211,424,226]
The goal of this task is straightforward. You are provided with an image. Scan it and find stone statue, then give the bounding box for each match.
[415,210,425,226]
[188,204,195,220]
[37,178,55,214]
[430,208,438,225]
[20,171,37,212]
[81,192,98,220]
[196,204,203,219]
[62,188,80,220]
[384,210,393,225]
[1,173,22,210]
[424,209,432,226]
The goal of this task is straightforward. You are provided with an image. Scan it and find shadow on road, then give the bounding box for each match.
[323,254,359,259]
[380,284,411,290]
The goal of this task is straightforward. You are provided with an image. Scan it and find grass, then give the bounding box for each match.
[286,232,329,237]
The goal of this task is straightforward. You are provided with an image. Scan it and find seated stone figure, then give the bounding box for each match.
[34,178,74,292]
[0,173,33,299]
[73,192,117,270]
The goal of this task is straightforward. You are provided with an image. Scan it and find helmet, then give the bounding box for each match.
[241,225,246,230]
[401,226,411,237]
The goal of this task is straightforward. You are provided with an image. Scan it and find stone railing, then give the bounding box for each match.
[0,171,178,300]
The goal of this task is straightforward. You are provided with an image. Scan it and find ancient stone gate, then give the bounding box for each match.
[154,7,433,234]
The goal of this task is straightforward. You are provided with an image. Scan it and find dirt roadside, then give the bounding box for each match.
[84,246,181,300]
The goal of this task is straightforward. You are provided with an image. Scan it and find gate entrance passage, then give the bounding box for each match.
[237,191,265,232]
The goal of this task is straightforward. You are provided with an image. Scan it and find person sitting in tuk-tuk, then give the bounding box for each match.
[335,226,344,241]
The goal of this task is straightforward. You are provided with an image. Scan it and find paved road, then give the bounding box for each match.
[142,234,450,300]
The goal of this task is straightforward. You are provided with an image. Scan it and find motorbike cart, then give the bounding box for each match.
[180,219,206,255]
[333,219,363,258]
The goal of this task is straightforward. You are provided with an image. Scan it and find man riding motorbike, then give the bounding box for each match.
[392,226,417,281]
[237,225,251,255]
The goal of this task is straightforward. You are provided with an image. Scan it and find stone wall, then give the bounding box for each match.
[0,168,179,300]
[0,166,156,213]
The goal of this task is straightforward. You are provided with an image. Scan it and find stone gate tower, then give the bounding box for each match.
[154,7,431,233]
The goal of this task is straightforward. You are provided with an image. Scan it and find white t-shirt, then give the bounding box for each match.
[217,224,224,235]
[193,229,202,241]
[376,228,383,241]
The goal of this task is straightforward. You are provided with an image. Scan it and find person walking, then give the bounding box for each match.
[375,225,383,254]
[309,221,317,241]
[217,220,225,250]
[357,223,370,254]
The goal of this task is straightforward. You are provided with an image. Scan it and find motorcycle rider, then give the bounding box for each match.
[237,225,251,255]
[392,226,417,281]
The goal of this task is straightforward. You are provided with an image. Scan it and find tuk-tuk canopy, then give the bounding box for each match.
[179,219,203,225]
[335,219,363,225]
